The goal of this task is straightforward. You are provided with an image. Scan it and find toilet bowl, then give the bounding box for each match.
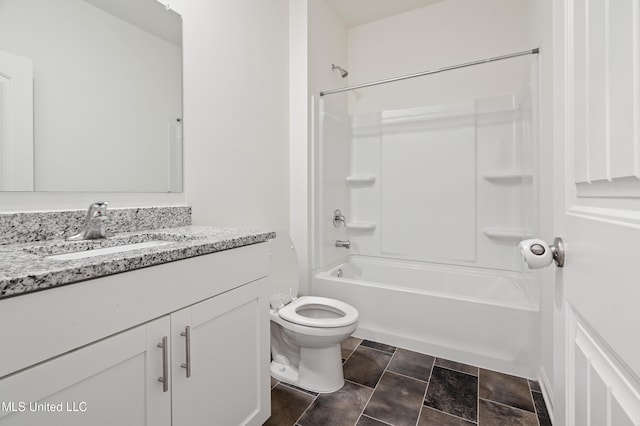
[269,232,359,393]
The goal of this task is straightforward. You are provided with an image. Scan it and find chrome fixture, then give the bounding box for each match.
[550,237,565,267]
[321,48,539,96]
[331,64,348,78]
[67,201,109,240]
[180,326,192,378]
[335,240,350,249]
[333,209,346,227]
[336,268,343,278]
[157,336,169,392]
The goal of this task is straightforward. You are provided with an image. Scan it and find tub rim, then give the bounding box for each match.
[313,255,539,312]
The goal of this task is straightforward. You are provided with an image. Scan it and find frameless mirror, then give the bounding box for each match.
[0,0,182,192]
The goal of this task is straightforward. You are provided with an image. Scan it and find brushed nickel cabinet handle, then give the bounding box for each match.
[157,336,169,392]
[180,326,191,378]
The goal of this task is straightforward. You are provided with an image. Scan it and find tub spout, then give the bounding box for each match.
[335,240,350,249]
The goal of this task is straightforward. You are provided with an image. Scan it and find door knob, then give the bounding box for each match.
[519,237,565,269]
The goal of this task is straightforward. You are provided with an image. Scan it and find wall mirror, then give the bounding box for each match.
[0,0,182,192]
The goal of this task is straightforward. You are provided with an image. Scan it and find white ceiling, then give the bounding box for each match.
[326,0,445,28]
[84,0,181,46]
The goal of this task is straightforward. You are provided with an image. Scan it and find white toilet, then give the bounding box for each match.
[269,232,359,393]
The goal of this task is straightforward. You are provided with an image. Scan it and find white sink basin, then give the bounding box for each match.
[47,240,174,261]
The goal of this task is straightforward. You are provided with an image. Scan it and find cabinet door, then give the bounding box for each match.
[171,279,270,426]
[0,317,171,426]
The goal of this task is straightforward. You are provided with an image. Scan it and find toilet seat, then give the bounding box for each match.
[278,296,358,328]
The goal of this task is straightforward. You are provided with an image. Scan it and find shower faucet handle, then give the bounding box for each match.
[333,209,346,227]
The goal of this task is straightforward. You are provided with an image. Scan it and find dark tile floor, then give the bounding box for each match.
[265,337,552,426]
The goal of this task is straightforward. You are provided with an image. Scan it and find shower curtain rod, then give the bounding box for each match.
[319,48,539,97]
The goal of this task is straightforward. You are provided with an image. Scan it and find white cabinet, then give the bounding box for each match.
[0,316,171,426]
[0,243,270,426]
[171,280,269,426]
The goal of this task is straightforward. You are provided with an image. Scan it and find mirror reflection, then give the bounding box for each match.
[0,0,182,192]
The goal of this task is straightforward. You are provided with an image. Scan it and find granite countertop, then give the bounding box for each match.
[0,226,275,299]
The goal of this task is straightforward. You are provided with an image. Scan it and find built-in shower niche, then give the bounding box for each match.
[346,87,536,273]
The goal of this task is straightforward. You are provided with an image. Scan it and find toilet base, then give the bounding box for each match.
[270,344,344,393]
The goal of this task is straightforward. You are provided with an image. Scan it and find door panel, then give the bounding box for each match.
[556,0,640,424]
[171,279,270,426]
[0,317,170,426]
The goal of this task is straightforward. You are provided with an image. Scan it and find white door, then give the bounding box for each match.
[170,279,270,426]
[554,0,640,425]
[0,50,33,191]
[0,317,171,426]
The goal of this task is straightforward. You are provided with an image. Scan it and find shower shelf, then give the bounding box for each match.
[345,222,376,231]
[346,176,376,185]
[482,171,534,182]
[482,228,534,239]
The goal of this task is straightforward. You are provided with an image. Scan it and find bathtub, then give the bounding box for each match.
[313,256,540,378]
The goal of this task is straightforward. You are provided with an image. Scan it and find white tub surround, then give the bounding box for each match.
[343,89,537,271]
[312,71,540,379]
[314,256,539,378]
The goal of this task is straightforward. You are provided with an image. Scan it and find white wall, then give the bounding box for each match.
[347,0,529,113]
[178,0,290,232]
[0,0,181,192]
[0,0,290,237]
[290,0,311,294]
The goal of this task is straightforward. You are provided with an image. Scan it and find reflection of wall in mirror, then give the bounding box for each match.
[0,50,34,191]
[168,119,182,193]
[0,0,182,192]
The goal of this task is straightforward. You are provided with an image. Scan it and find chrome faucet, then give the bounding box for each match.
[67,201,109,240]
[335,240,350,249]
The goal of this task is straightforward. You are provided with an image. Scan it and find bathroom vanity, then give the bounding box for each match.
[0,207,273,426]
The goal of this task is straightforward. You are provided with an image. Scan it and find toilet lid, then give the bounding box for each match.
[278,296,359,328]
[269,232,299,309]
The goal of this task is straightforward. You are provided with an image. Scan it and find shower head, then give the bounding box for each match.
[331,64,348,78]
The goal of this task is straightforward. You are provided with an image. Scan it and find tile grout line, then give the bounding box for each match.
[277,379,321,426]
[353,343,397,426]
[342,340,361,365]
[434,359,479,378]
[528,380,542,426]
[477,367,480,425]
[359,345,397,356]
[361,414,395,426]
[425,406,479,425]
[479,397,539,417]
[385,368,430,384]
[415,358,435,426]
[292,391,319,426]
